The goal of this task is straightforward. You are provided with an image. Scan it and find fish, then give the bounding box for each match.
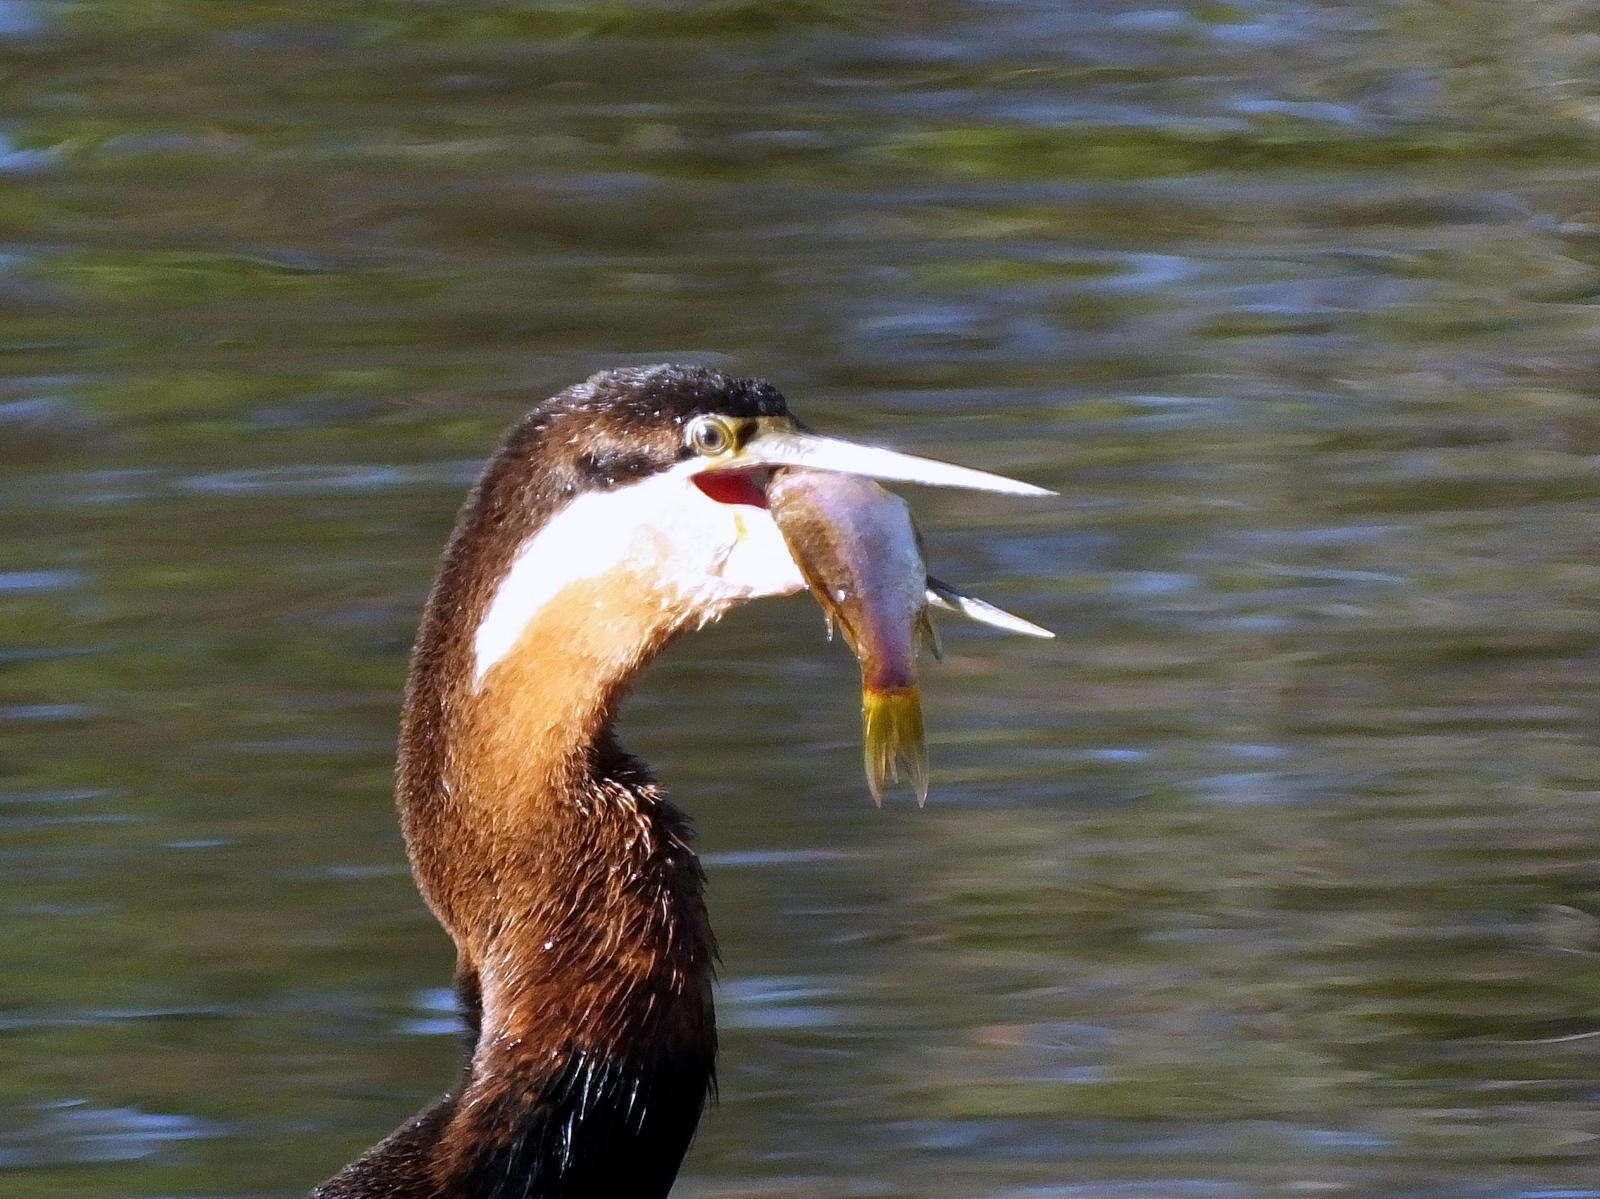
[768,469,1054,804]
[768,468,934,804]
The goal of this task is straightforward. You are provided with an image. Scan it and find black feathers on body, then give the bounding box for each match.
[314,1044,712,1199]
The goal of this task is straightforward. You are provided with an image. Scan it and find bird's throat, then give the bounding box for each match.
[341,562,718,1199]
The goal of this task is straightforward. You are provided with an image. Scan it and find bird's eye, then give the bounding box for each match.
[686,415,735,457]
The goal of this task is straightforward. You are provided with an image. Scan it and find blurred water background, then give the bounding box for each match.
[5,1,1600,1196]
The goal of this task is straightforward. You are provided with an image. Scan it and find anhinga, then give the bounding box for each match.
[313,365,1048,1199]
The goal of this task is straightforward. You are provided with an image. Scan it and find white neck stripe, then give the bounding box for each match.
[472,461,802,685]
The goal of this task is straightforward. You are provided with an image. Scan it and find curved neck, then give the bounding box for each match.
[401,561,710,969]
[321,546,717,1196]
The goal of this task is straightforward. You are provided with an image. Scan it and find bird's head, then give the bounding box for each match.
[460,364,1045,690]
[449,363,1045,705]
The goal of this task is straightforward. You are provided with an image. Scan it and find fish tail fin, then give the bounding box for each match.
[862,686,929,806]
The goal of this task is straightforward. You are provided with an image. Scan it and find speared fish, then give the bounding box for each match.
[768,468,1052,804]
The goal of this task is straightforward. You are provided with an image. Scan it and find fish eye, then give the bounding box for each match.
[686,415,735,457]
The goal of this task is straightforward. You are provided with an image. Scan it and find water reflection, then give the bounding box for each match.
[3,0,1600,1196]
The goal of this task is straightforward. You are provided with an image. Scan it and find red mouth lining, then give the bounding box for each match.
[692,468,770,509]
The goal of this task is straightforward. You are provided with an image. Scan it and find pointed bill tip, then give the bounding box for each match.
[991,479,1057,498]
[925,577,1055,639]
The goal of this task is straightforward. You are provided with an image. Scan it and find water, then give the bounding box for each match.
[4,1,1600,1195]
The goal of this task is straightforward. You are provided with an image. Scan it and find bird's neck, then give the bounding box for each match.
[327,560,718,1199]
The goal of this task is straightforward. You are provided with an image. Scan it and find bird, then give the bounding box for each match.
[312,364,1048,1199]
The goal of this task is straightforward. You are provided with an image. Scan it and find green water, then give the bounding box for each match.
[5,1,1600,1196]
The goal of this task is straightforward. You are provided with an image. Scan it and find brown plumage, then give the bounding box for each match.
[316,366,790,1199]
[310,363,1050,1198]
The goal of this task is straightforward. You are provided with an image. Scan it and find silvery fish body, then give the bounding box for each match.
[767,468,932,803]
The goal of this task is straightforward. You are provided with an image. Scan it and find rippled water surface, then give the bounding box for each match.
[6,1,1600,1196]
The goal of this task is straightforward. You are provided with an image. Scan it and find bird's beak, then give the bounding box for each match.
[706,419,1054,497]
[694,418,1056,647]
[703,420,1054,804]
[925,576,1054,640]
